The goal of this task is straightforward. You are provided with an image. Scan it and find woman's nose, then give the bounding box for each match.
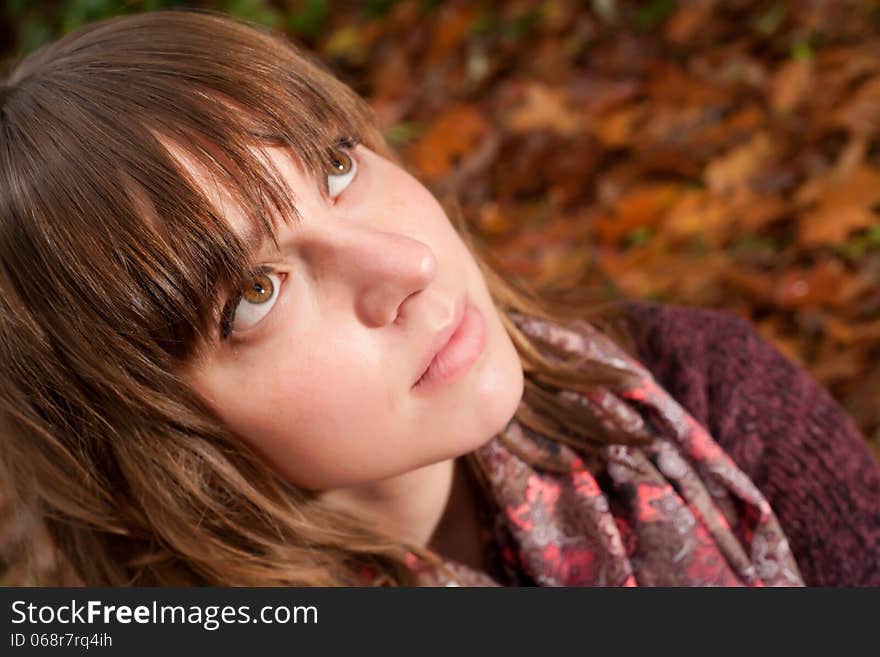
[302,222,437,327]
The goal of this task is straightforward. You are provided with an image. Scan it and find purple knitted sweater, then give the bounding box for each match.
[620,301,880,586]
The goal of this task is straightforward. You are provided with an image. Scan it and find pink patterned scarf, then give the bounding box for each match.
[407,312,805,587]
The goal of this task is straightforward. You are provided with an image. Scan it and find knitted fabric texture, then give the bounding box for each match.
[621,301,880,586]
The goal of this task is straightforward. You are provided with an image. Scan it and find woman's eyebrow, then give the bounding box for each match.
[243,224,271,258]
[236,196,310,263]
[236,222,280,264]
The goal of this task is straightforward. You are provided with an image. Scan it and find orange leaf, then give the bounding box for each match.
[592,105,647,148]
[592,184,682,245]
[796,165,880,247]
[688,104,765,152]
[774,258,851,309]
[798,203,876,247]
[598,244,727,302]
[704,132,774,195]
[723,268,777,305]
[505,83,584,136]
[811,341,863,384]
[662,190,730,247]
[822,315,880,346]
[833,74,880,135]
[665,4,713,45]
[426,4,478,67]
[796,164,880,206]
[476,202,512,237]
[407,105,489,181]
[769,59,814,114]
[730,192,788,234]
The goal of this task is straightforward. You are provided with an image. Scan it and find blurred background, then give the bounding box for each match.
[2,2,879,455]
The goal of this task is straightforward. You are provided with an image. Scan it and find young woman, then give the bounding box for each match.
[1,10,877,587]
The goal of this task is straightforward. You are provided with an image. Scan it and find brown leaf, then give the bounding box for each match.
[817,44,880,88]
[770,59,814,114]
[833,74,880,135]
[774,258,851,309]
[370,46,412,102]
[592,104,647,148]
[425,4,478,67]
[822,314,880,346]
[569,76,641,116]
[704,132,774,195]
[536,246,593,286]
[730,192,788,234]
[723,267,777,305]
[665,2,716,46]
[592,184,682,245]
[542,133,602,206]
[645,61,729,107]
[687,104,765,152]
[597,244,680,298]
[407,104,489,181]
[506,83,584,136]
[476,202,512,237]
[662,190,730,247]
[799,204,876,247]
[796,166,880,247]
[811,342,863,385]
[598,242,729,303]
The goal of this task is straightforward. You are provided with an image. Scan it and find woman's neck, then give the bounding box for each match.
[319,457,454,546]
[427,457,488,573]
[319,456,487,572]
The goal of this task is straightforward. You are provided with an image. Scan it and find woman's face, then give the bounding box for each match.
[185,142,524,491]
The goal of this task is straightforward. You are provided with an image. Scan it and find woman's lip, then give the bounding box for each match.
[412,294,466,387]
[412,301,487,393]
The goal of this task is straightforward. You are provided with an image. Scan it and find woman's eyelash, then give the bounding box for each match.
[218,264,273,341]
[219,291,241,341]
[336,135,360,151]
[323,136,361,197]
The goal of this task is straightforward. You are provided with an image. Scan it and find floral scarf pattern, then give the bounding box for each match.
[408,313,805,587]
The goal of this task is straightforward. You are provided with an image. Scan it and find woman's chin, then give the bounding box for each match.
[467,330,525,451]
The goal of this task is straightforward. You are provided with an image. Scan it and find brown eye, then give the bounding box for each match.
[327,149,353,176]
[325,146,358,200]
[219,269,283,339]
[242,272,274,304]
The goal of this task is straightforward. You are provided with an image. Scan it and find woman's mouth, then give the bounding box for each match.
[412,301,487,394]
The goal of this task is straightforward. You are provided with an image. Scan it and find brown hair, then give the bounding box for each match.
[0,9,645,586]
